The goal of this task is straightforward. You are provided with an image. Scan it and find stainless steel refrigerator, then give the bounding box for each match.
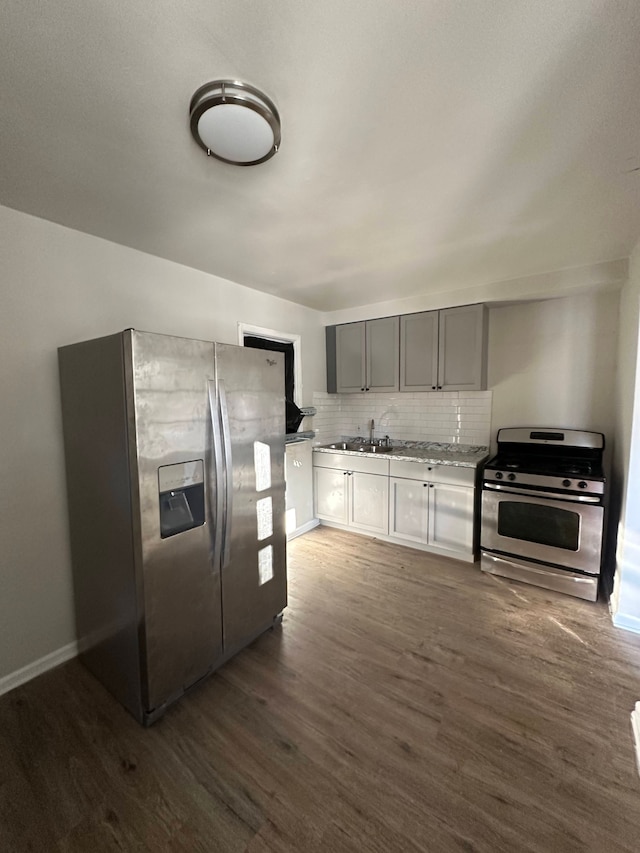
[58,330,287,724]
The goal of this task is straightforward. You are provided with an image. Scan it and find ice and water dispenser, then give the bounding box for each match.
[158,460,205,538]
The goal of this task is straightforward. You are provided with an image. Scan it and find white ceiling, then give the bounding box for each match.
[1,0,640,311]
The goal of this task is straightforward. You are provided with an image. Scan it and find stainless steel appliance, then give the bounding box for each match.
[480,428,606,601]
[58,330,287,724]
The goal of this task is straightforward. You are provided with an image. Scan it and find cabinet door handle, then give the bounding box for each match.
[429,483,434,488]
[423,483,427,487]
[361,387,365,391]
[431,386,436,390]
[437,385,442,390]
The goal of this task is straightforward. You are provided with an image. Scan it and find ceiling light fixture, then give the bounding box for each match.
[189,80,281,166]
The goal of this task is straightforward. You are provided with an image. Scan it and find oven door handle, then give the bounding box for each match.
[483,482,602,504]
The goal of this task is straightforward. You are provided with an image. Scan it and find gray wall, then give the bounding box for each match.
[488,291,620,452]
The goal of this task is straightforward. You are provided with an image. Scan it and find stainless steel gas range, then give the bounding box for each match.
[480,428,606,602]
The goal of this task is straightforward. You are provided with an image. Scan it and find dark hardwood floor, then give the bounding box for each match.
[2,526,640,851]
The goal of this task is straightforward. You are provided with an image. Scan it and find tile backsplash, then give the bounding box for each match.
[312,390,492,447]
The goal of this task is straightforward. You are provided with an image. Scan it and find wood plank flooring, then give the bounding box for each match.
[2,526,640,851]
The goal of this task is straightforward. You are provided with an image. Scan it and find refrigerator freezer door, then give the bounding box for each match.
[129,331,222,713]
[214,344,287,654]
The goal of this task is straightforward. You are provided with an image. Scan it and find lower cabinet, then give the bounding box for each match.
[388,477,429,543]
[314,465,349,524]
[314,466,389,535]
[313,451,478,561]
[350,471,389,534]
[285,440,317,538]
[389,477,474,555]
[429,481,474,553]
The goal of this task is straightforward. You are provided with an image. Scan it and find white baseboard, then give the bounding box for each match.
[287,518,320,541]
[612,612,640,635]
[632,703,640,780]
[0,640,78,698]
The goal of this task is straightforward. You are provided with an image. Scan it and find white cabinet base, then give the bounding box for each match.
[314,452,478,563]
[429,482,475,554]
[314,466,349,524]
[315,519,476,563]
[350,471,389,535]
[286,440,318,540]
[388,476,475,559]
[314,468,389,536]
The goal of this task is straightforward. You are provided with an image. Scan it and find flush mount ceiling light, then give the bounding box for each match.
[189,80,281,166]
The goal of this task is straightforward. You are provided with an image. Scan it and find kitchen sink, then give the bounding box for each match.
[320,441,395,453]
[351,443,395,453]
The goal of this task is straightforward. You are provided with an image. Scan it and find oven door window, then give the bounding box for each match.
[497,501,580,551]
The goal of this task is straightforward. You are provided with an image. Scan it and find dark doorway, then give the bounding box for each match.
[243,336,301,433]
[243,336,294,401]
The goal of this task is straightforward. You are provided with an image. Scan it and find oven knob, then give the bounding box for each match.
[578,481,588,489]
[495,472,503,480]
[562,479,571,487]
[507,473,516,481]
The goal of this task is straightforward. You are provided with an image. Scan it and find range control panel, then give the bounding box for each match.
[483,469,604,496]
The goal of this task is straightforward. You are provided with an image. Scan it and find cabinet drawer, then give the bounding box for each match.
[313,451,389,476]
[389,459,475,487]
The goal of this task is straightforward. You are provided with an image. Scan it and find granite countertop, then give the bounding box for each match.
[313,440,490,469]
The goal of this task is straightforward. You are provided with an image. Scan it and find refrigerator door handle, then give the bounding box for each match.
[218,380,234,569]
[207,380,224,572]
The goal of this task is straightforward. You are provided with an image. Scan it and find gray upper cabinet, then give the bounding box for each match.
[327,317,399,393]
[366,317,400,391]
[437,304,488,391]
[400,311,439,391]
[328,304,487,394]
[335,321,366,392]
[400,304,487,392]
